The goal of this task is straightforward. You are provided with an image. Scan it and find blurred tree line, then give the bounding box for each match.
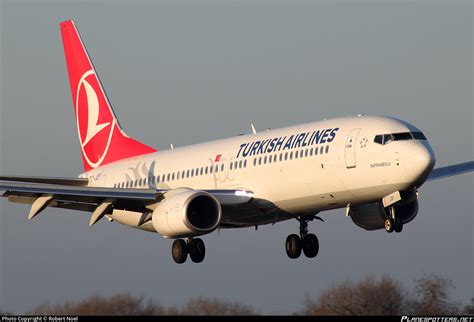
[1,274,470,315]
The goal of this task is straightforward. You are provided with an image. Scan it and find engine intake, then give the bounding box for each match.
[152,190,222,238]
[349,195,419,231]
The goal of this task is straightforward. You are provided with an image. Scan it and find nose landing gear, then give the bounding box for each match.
[384,206,403,233]
[285,216,320,259]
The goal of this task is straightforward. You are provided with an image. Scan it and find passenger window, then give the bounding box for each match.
[172,173,175,181]
[279,153,283,162]
[191,169,194,177]
[290,152,293,159]
[215,165,219,172]
[244,160,247,167]
[310,148,313,156]
[253,158,257,166]
[325,146,329,154]
[285,152,288,161]
[210,166,213,174]
[273,154,277,162]
[300,150,304,158]
[221,164,225,172]
[230,162,233,170]
[264,156,267,164]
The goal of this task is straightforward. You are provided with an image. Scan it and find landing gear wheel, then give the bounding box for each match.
[172,239,188,264]
[384,218,394,233]
[285,234,302,259]
[189,238,206,263]
[394,218,403,233]
[302,233,319,258]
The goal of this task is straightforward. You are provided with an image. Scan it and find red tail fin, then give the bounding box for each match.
[60,20,156,172]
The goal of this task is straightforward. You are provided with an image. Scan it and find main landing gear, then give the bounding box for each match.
[384,206,403,233]
[285,216,320,259]
[171,238,206,264]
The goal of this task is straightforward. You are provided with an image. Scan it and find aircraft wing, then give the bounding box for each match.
[0,177,254,222]
[427,161,474,181]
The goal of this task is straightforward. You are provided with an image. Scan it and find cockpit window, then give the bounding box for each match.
[412,132,427,140]
[383,134,394,144]
[393,132,413,141]
[374,131,426,145]
[374,135,383,144]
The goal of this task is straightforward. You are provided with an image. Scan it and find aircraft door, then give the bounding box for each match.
[228,157,236,181]
[218,158,227,182]
[345,128,361,168]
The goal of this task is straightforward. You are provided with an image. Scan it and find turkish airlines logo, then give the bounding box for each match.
[76,70,115,168]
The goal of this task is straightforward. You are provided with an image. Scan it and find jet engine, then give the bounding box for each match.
[349,195,419,231]
[152,190,222,238]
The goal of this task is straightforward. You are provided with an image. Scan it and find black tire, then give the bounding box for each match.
[394,218,403,233]
[285,234,302,259]
[189,238,206,263]
[302,233,319,258]
[384,218,394,233]
[172,239,188,264]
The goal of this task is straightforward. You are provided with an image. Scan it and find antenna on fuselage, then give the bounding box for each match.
[250,123,257,134]
[170,144,174,150]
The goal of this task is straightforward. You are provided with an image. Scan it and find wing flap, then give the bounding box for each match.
[0,175,89,186]
[0,181,157,200]
[1,179,255,221]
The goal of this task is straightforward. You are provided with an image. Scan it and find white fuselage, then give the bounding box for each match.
[81,115,435,230]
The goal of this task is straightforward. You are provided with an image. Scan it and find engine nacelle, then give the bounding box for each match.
[349,196,419,231]
[152,190,222,238]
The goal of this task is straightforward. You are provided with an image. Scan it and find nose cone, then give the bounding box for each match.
[406,142,436,188]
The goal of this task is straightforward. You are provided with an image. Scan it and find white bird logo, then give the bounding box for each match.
[81,78,110,146]
[76,69,115,168]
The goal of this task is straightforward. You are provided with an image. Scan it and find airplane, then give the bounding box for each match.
[0,20,472,264]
